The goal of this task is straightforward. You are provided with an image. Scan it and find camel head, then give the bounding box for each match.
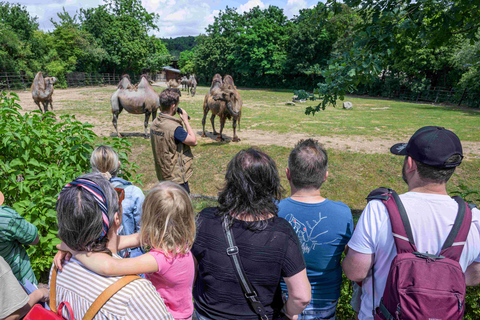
[212,84,241,118]
[45,77,57,86]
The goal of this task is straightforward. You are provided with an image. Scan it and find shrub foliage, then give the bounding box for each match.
[0,92,138,281]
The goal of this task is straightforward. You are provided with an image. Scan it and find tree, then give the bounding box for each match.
[194,6,290,86]
[145,37,171,73]
[178,49,196,74]
[309,0,480,114]
[80,0,159,74]
[0,2,38,43]
[50,9,106,74]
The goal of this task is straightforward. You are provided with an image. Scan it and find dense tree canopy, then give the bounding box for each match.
[0,0,170,79]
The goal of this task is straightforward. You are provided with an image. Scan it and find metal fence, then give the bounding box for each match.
[0,72,164,90]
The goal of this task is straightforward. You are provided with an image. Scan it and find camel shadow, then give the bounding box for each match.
[197,130,233,143]
[109,132,149,138]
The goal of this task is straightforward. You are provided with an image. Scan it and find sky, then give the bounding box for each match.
[13,0,320,38]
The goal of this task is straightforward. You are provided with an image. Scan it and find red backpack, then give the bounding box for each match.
[368,188,473,320]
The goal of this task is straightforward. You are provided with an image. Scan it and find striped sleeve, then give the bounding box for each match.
[125,279,173,320]
[1,206,37,245]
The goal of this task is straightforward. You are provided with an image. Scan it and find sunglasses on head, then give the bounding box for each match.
[114,187,125,206]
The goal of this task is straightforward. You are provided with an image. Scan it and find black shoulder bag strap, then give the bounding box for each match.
[222,218,269,320]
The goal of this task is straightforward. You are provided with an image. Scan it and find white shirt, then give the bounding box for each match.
[348,192,480,320]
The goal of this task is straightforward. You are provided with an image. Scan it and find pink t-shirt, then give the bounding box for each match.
[147,249,194,319]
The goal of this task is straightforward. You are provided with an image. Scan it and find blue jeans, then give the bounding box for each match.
[298,300,337,320]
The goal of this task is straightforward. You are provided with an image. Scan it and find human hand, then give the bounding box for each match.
[178,108,190,122]
[54,243,72,271]
[34,287,50,303]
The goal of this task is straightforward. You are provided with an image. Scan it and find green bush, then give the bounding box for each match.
[0,91,139,282]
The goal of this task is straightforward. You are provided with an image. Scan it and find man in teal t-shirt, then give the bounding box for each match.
[0,191,39,285]
[278,139,353,320]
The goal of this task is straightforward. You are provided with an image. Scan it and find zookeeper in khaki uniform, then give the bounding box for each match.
[150,88,197,193]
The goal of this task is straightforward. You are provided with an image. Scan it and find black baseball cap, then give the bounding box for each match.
[390,126,463,168]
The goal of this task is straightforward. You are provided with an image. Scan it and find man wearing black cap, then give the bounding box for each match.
[342,126,480,320]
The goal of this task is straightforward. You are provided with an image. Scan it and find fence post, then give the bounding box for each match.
[5,73,10,91]
[435,87,441,103]
[458,88,467,106]
[20,73,26,90]
[447,88,454,103]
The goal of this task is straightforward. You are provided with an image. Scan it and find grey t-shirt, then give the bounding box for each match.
[0,256,29,318]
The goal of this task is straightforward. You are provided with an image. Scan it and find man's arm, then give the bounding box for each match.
[465,262,480,286]
[3,288,49,320]
[178,109,197,146]
[343,247,374,283]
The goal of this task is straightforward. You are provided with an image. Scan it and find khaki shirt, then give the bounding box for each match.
[150,113,193,184]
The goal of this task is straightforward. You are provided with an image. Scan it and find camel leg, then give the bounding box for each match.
[144,110,152,139]
[42,101,49,113]
[201,109,209,137]
[34,101,43,113]
[232,118,241,142]
[113,111,121,138]
[216,116,226,142]
[210,114,218,135]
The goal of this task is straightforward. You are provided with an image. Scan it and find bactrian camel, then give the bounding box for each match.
[167,79,180,89]
[187,74,197,97]
[111,75,160,138]
[202,74,242,142]
[31,72,57,113]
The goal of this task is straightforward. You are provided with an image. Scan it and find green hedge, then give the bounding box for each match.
[0,92,139,282]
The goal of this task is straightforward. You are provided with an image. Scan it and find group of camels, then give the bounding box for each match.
[30,71,243,142]
[167,74,197,97]
[110,73,242,141]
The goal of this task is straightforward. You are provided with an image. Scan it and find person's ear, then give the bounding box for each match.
[286,168,291,181]
[114,210,122,227]
[324,171,329,182]
[406,156,416,173]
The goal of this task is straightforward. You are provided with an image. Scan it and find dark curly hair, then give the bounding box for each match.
[159,88,180,112]
[217,148,284,230]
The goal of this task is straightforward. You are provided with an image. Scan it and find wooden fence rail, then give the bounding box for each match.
[0,72,161,91]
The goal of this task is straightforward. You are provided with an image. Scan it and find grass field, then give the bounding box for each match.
[16,85,480,210]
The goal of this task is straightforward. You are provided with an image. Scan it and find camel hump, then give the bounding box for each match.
[33,72,46,91]
[223,75,235,87]
[211,74,223,87]
[117,75,132,89]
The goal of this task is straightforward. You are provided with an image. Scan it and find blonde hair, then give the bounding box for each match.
[140,181,196,257]
[91,145,120,178]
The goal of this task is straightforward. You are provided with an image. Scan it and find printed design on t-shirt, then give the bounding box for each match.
[285,212,339,254]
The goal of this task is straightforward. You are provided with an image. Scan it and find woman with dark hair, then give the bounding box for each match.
[192,148,311,320]
[51,173,172,319]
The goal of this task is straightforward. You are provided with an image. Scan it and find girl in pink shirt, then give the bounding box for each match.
[62,182,196,319]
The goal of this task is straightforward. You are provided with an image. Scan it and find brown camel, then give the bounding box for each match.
[167,79,180,88]
[201,74,242,142]
[111,75,160,138]
[31,72,57,113]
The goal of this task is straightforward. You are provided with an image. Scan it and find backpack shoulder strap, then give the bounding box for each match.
[49,267,58,312]
[83,275,142,320]
[368,188,417,253]
[439,196,472,261]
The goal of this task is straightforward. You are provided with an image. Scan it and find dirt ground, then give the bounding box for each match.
[14,86,480,157]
